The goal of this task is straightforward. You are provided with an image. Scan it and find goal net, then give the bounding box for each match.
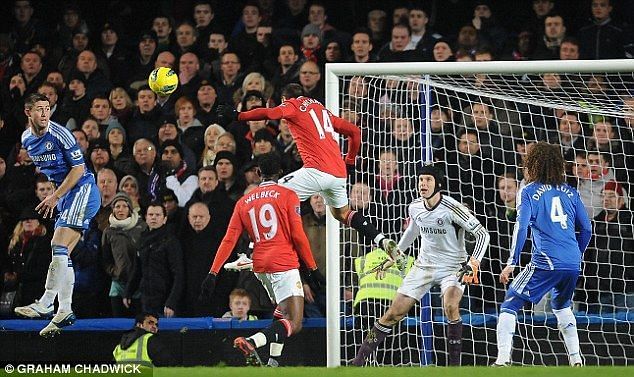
[324,60,634,367]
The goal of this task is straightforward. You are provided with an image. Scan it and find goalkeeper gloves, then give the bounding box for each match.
[199,273,217,302]
[301,268,326,292]
[457,257,480,285]
[381,238,406,271]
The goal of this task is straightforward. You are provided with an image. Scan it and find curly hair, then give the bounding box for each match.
[523,141,565,186]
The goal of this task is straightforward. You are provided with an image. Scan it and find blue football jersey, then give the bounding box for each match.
[510,182,592,271]
[21,122,94,188]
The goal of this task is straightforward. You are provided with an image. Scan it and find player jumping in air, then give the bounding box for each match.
[200,152,323,367]
[353,165,490,366]
[492,142,592,367]
[218,83,402,266]
[15,94,101,337]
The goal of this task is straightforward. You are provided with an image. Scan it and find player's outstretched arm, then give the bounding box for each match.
[209,210,245,275]
[238,106,285,121]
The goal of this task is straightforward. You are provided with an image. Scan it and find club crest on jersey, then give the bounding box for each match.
[436,218,444,226]
[45,141,53,151]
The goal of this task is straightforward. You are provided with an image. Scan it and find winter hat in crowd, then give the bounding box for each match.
[253,128,276,145]
[88,138,109,154]
[241,90,266,110]
[213,151,237,167]
[19,207,41,221]
[160,188,178,205]
[105,123,127,144]
[161,139,184,157]
[118,175,139,192]
[301,23,323,41]
[110,192,133,212]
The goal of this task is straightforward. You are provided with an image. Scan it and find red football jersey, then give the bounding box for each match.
[238,97,361,178]
[210,181,316,274]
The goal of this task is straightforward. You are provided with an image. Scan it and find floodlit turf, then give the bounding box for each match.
[153,366,633,377]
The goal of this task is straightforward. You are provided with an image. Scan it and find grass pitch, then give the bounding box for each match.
[153,366,632,377]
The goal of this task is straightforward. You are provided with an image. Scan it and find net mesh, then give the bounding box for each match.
[335,71,634,366]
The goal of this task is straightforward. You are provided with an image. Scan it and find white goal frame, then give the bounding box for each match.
[324,59,634,368]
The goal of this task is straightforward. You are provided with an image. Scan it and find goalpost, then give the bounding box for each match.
[325,59,634,367]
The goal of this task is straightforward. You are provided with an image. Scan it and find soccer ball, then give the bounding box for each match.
[148,67,178,96]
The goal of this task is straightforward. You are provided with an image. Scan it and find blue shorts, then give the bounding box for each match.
[55,182,101,231]
[501,265,579,314]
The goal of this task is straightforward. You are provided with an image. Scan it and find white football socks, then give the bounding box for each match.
[39,252,68,308]
[58,259,75,313]
[553,307,582,364]
[495,312,516,364]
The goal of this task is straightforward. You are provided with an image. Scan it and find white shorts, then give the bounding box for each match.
[279,167,348,208]
[255,269,304,304]
[397,265,464,300]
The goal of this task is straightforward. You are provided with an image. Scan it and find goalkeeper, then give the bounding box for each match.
[353,165,490,366]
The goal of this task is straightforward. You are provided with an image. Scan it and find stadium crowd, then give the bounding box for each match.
[0,0,632,319]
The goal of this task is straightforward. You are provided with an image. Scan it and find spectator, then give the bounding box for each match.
[186,165,235,222]
[90,96,121,132]
[215,51,243,106]
[470,1,507,55]
[275,0,309,30]
[17,51,45,97]
[37,82,69,126]
[55,4,88,54]
[233,72,273,110]
[124,202,184,317]
[127,86,161,144]
[230,2,266,73]
[161,189,184,233]
[213,151,247,201]
[161,140,198,207]
[523,0,555,38]
[3,207,51,311]
[298,61,324,104]
[546,111,587,161]
[324,40,344,63]
[57,30,92,80]
[193,1,217,55]
[445,129,496,214]
[214,132,237,157]
[45,70,67,97]
[73,50,113,99]
[118,175,142,213]
[172,21,200,59]
[532,12,567,60]
[586,181,633,313]
[62,74,90,129]
[175,96,205,158]
[205,32,228,78]
[577,0,630,59]
[588,120,627,183]
[377,23,418,62]
[408,5,441,61]
[300,23,323,65]
[181,202,238,317]
[578,150,615,218]
[349,28,375,63]
[302,194,327,317]
[102,192,147,317]
[87,138,113,175]
[195,80,219,127]
[222,288,258,320]
[271,44,301,102]
[132,138,160,204]
[559,36,580,60]
[152,15,174,53]
[112,312,177,366]
[127,31,158,92]
[504,29,535,61]
[11,1,49,54]
[392,5,409,25]
[108,87,134,127]
[72,129,89,155]
[96,22,129,88]
[366,9,388,49]
[176,52,203,101]
[432,39,454,62]
[200,124,226,167]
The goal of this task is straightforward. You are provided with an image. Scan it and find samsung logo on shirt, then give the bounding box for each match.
[31,154,57,162]
[421,227,447,235]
